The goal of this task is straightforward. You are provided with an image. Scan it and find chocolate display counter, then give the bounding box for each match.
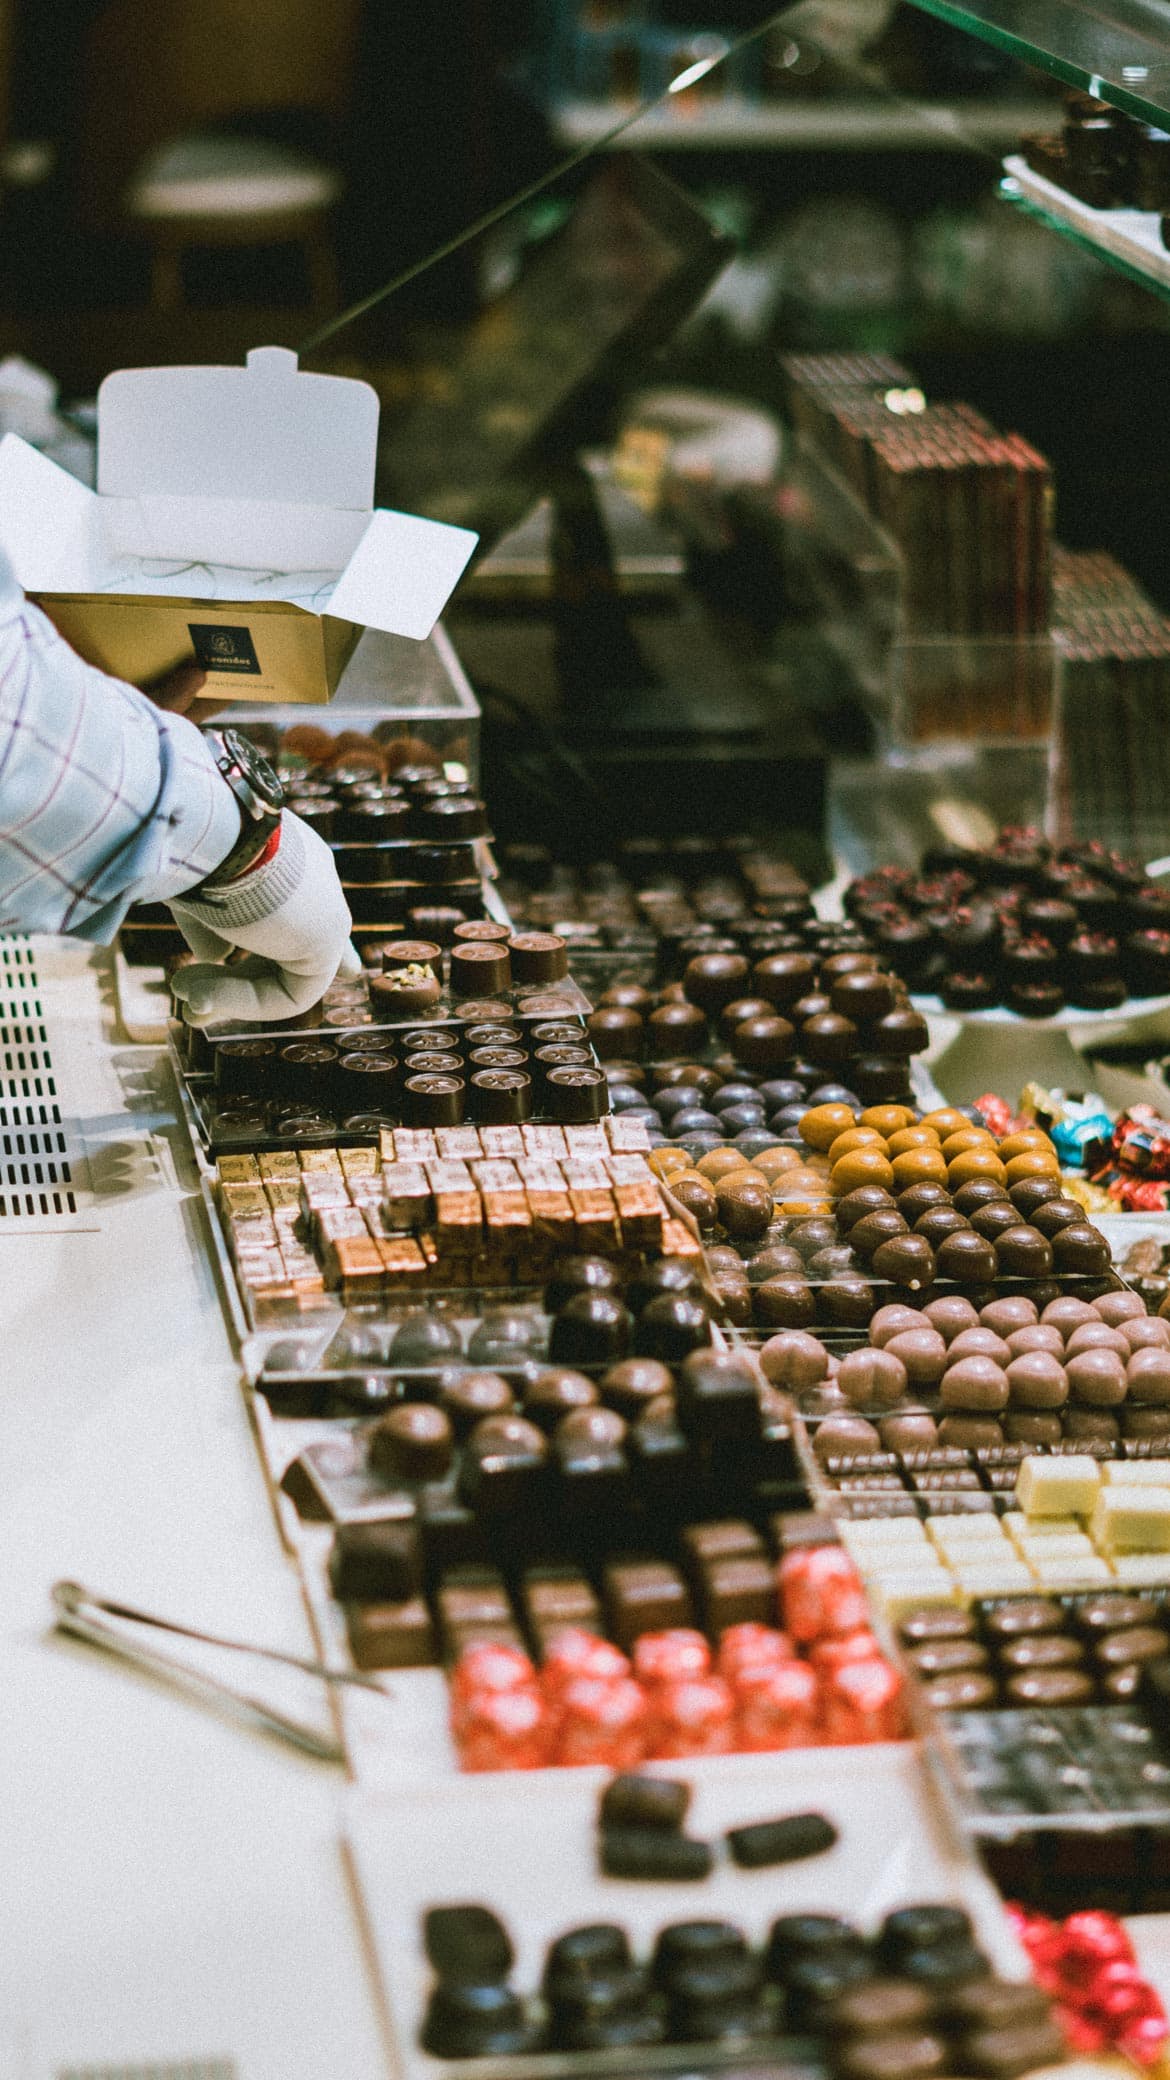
[11,801,1170,2077]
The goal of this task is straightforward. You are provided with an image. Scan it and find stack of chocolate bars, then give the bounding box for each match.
[783,351,1053,739]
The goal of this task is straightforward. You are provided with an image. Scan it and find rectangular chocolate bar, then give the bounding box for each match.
[522,1125,567,1159]
[218,1154,262,1184]
[605,1155,657,1185]
[376,1235,429,1283]
[340,1146,379,1180]
[281,1435,415,1524]
[229,1213,278,1252]
[316,1205,370,1243]
[380,1163,432,1228]
[424,1160,475,1194]
[435,1192,483,1246]
[298,1148,343,1175]
[391,1129,440,1163]
[569,1188,620,1253]
[562,1161,610,1191]
[436,1127,483,1161]
[264,1178,302,1211]
[603,1559,693,1648]
[345,1596,437,1670]
[436,1571,514,1662]
[299,1175,350,1217]
[326,1233,385,1294]
[220,1182,269,1219]
[480,1126,525,1159]
[662,1217,704,1261]
[564,1125,608,1159]
[472,1160,523,1192]
[483,1191,532,1241]
[521,1568,601,1642]
[517,1160,566,1189]
[526,1188,575,1250]
[615,1182,664,1250]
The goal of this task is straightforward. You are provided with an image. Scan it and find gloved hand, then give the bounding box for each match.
[170,808,361,1026]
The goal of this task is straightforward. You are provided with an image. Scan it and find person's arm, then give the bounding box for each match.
[0,550,357,1020]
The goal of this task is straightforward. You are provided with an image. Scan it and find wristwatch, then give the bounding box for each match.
[197,727,286,888]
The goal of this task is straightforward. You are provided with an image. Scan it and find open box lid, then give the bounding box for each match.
[0,347,478,640]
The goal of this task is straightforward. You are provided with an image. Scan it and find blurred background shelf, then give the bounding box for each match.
[542,92,1057,149]
[1001,155,1170,302]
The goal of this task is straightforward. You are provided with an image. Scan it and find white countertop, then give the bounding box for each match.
[0,942,387,2080]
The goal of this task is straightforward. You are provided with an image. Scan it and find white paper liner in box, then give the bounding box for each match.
[343,1747,1027,2080]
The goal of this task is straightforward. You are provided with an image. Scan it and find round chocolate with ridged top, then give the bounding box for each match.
[969,1202,1022,1244]
[897,1182,951,1225]
[754,1278,816,1329]
[830,970,897,1024]
[994,1225,1054,1278]
[951,1179,1012,1218]
[836,1185,896,1233]
[523,1367,599,1431]
[449,940,512,996]
[801,1013,859,1065]
[872,1234,935,1290]
[1028,1197,1087,1239]
[923,1294,981,1343]
[936,1230,999,1284]
[507,932,568,983]
[916,1208,972,1249]
[850,1209,909,1262]
[470,1069,532,1123]
[403,1072,464,1125]
[549,1292,633,1366]
[547,1064,608,1121]
[1008,1175,1064,1219]
[1052,1221,1111,1274]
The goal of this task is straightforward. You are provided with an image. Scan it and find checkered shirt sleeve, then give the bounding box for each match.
[0,556,239,941]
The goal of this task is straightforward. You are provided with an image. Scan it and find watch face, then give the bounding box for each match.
[220,728,284,811]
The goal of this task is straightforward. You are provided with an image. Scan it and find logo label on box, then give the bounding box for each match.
[187,622,261,674]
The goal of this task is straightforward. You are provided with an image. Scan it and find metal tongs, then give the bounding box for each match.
[51,1578,387,1763]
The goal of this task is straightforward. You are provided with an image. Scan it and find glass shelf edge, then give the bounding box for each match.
[902,0,1170,129]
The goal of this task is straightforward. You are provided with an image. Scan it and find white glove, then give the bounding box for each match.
[170,808,361,1026]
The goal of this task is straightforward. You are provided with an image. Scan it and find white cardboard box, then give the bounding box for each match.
[0,345,478,702]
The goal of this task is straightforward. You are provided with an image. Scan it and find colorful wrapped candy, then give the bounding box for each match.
[1009,1905,1169,2067]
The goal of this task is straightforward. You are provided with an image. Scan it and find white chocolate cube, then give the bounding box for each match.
[1090,1485,1170,1553]
[876,1580,962,1619]
[1016,1456,1102,1518]
[1103,1460,1170,1486]
[926,1513,1008,1539]
[951,1565,1035,1595]
[1113,1555,1170,1587]
[1031,1556,1113,1587]
[1016,1533,1096,1561]
[1004,1513,1081,1541]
